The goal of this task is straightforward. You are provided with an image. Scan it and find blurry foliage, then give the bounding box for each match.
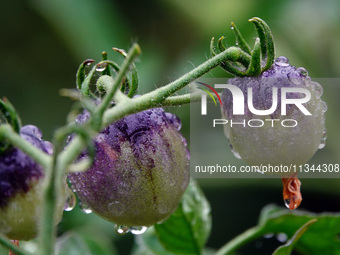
[0,0,340,254]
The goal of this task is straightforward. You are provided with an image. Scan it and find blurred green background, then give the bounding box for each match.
[1,0,340,254]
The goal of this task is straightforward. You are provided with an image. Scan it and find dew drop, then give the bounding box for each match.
[82,207,93,214]
[288,71,302,85]
[21,125,43,139]
[319,140,326,149]
[229,144,241,159]
[165,113,182,130]
[230,26,234,30]
[310,81,323,98]
[130,226,148,235]
[319,129,327,149]
[264,233,274,239]
[114,225,129,235]
[284,199,290,209]
[232,149,241,159]
[276,233,288,243]
[91,176,98,183]
[274,56,290,67]
[96,63,107,72]
[79,201,92,214]
[181,137,188,147]
[321,101,328,112]
[262,71,269,77]
[64,192,76,212]
[322,129,327,139]
[43,141,54,155]
[296,67,308,77]
[96,67,106,72]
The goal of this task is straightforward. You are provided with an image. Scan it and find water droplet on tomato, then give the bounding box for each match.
[79,201,92,214]
[296,67,308,77]
[64,191,76,212]
[274,56,289,67]
[130,226,148,235]
[114,225,129,235]
[284,199,290,209]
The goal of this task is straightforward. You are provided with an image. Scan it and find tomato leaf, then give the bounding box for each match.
[154,180,211,255]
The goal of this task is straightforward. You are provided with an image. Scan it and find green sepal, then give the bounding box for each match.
[246,38,262,76]
[76,59,95,91]
[210,37,219,57]
[95,56,139,98]
[217,36,227,52]
[216,37,251,68]
[112,47,139,97]
[210,38,247,76]
[211,17,275,77]
[249,18,267,60]
[231,21,252,55]
[101,51,112,77]
[80,65,97,97]
[249,17,275,70]
[0,98,22,153]
[220,62,248,77]
[0,98,21,133]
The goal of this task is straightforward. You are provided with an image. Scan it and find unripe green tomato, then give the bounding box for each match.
[0,125,66,240]
[221,57,326,176]
[68,108,190,228]
[0,180,66,240]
